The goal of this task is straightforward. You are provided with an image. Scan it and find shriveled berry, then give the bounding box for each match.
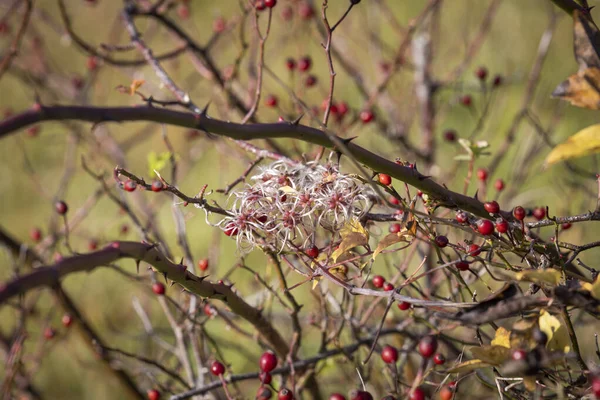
[147,389,161,400]
[278,388,293,400]
[211,360,225,376]
[476,219,494,235]
[484,201,500,214]
[305,245,319,258]
[433,353,446,365]
[434,235,449,248]
[378,173,392,186]
[198,259,209,271]
[381,345,398,363]
[55,200,69,215]
[259,350,277,372]
[372,275,385,288]
[398,301,410,311]
[513,206,526,221]
[418,336,437,358]
[152,282,165,295]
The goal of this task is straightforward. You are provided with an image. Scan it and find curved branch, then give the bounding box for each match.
[0,241,291,359]
[0,105,503,219]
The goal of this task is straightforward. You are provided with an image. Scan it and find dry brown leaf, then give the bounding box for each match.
[573,9,600,70]
[552,67,600,109]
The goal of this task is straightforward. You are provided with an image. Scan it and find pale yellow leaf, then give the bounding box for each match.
[545,123,600,166]
[332,218,369,262]
[469,346,511,365]
[312,276,322,290]
[516,269,562,286]
[491,327,511,348]
[446,359,491,374]
[539,310,561,344]
[130,79,145,95]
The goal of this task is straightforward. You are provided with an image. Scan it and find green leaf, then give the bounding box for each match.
[147,151,172,176]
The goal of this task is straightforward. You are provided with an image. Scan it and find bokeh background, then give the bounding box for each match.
[1,0,599,398]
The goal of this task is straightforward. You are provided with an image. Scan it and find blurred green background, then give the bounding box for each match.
[1,0,599,398]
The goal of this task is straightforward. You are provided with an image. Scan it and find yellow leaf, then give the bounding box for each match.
[372,233,403,260]
[582,275,600,300]
[469,346,511,365]
[331,218,369,262]
[130,79,145,95]
[545,123,600,166]
[446,359,491,374]
[491,327,511,348]
[516,269,562,285]
[539,310,561,344]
